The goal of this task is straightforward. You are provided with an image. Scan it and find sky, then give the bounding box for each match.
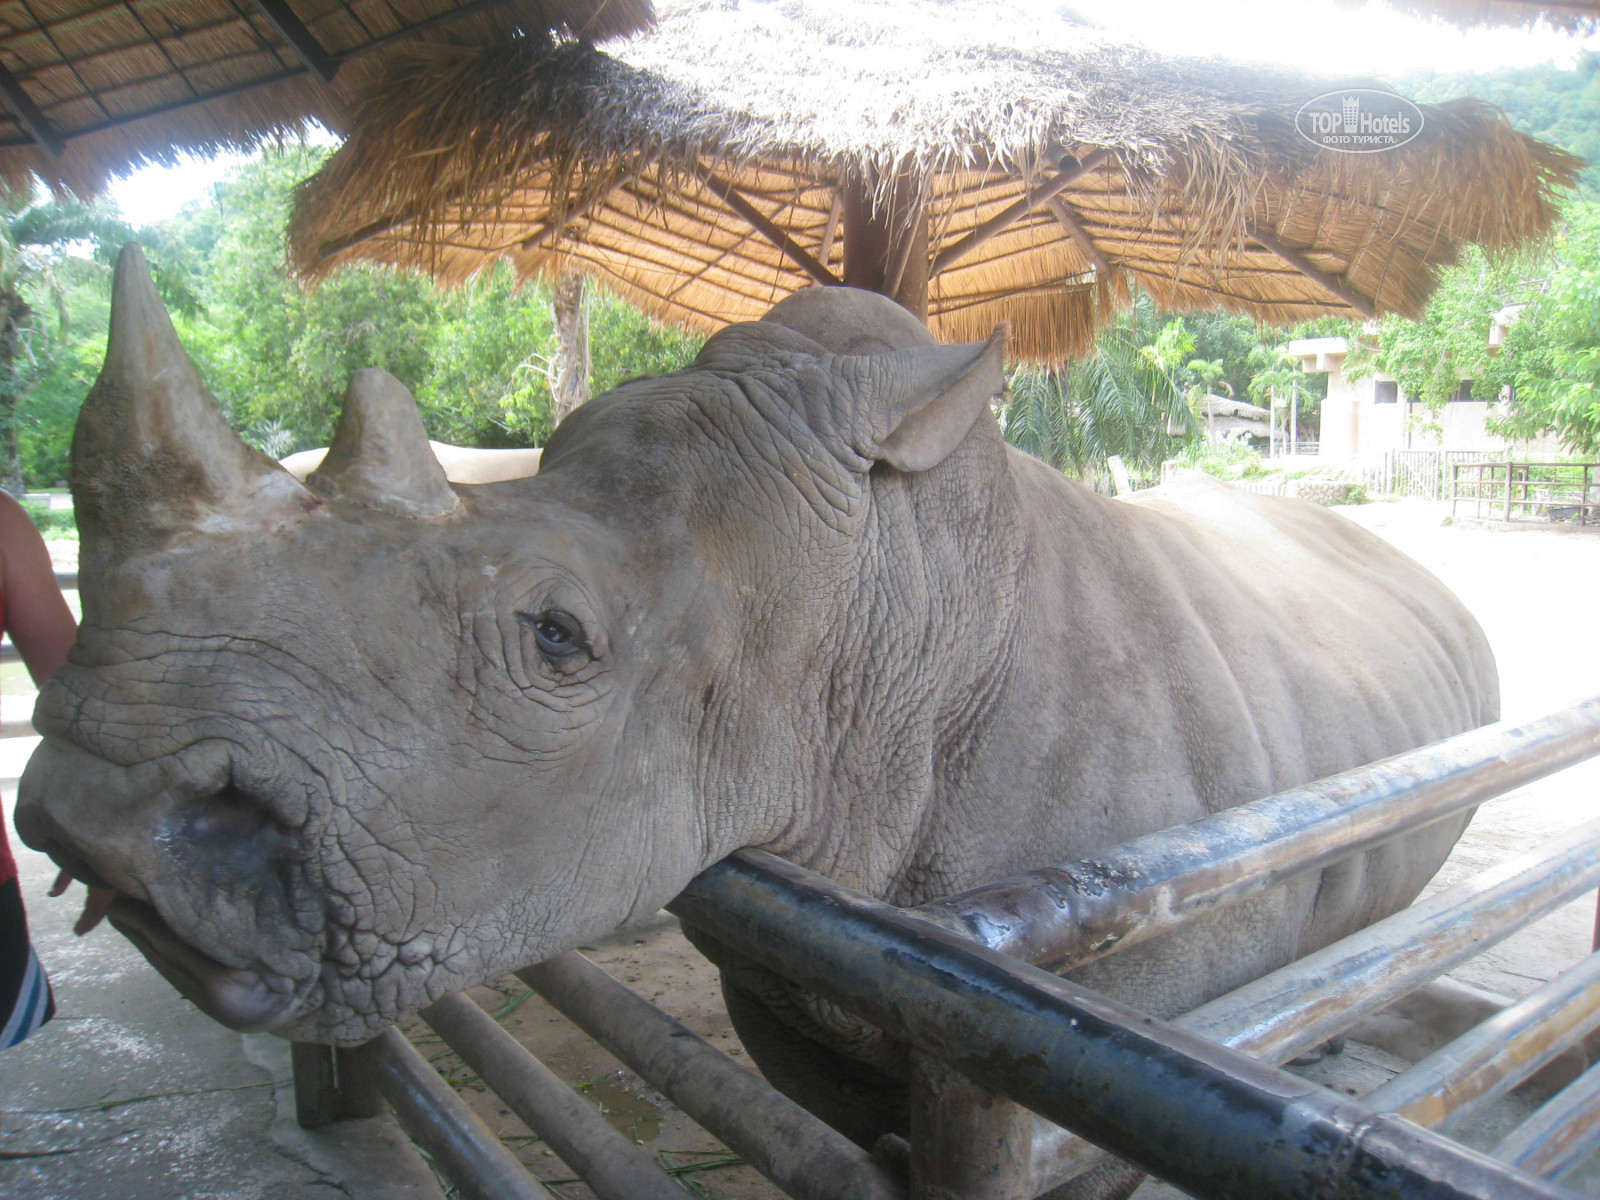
[105,0,1600,228]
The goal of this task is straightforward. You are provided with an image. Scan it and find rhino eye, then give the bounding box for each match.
[521,609,588,661]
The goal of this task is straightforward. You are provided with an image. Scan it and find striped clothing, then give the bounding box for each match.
[0,869,56,1048]
[0,555,61,1049]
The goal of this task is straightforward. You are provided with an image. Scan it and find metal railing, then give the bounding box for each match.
[1451,461,1599,525]
[295,698,1600,1199]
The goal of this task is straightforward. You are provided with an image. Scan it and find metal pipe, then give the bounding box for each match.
[994,804,1600,1193]
[670,851,1579,1200]
[519,952,905,1200]
[920,698,1600,973]
[1180,815,1600,1064]
[1494,1059,1600,1181]
[368,1026,556,1200]
[1364,950,1600,1133]
[420,991,686,1200]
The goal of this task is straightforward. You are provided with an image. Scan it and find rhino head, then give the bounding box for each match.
[17,247,1007,1044]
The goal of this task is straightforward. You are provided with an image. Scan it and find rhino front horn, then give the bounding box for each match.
[308,369,458,519]
[71,244,314,558]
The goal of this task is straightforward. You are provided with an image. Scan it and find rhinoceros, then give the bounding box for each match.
[19,247,1494,1167]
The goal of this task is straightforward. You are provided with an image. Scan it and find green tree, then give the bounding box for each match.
[1490,203,1600,453]
[1003,303,1195,484]
[0,194,141,495]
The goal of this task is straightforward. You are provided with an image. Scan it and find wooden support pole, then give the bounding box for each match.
[817,190,843,270]
[0,63,64,157]
[292,1041,384,1129]
[1046,195,1111,275]
[700,172,841,287]
[251,0,340,84]
[1248,224,1378,320]
[840,169,929,320]
[930,148,1112,275]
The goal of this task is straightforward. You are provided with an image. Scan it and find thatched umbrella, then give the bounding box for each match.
[289,0,1580,363]
[0,0,652,195]
[1358,0,1599,29]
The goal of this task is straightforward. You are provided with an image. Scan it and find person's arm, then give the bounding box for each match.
[0,493,108,933]
[0,492,75,686]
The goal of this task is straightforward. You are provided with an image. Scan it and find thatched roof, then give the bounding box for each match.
[288,0,1581,363]
[1357,0,1600,30]
[0,0,651,195]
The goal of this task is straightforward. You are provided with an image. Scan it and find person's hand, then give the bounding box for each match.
[48,870,116,936]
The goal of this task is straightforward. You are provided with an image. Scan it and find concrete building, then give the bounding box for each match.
[1289,314,1563,463]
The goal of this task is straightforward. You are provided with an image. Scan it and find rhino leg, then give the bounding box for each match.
[681,923,909,1148]
[720,979,909,1151]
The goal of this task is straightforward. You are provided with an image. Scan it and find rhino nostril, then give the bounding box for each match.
[182,786,273,843]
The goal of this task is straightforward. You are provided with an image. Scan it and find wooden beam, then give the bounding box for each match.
[817,191,842,268]
[0,62,64,157]
[251,0,339,83]
[520,164,648,252]
[700,172,841,287]
[930,148,1112,275]
[1045,196,1111,276]
[339,0,516,62]
[1248,224,1377,320]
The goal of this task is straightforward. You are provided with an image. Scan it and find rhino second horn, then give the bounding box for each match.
[71,243,311,557]
[309,370,459,518]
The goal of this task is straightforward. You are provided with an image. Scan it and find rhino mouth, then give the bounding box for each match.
[108,895,300,1033]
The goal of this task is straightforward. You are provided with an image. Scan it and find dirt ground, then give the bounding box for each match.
[385,498,1600,1199]
[13,500,1600,1198]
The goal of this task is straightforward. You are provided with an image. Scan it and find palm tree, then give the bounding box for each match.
[1002,307,1196,489]
[1247,347,1309,458]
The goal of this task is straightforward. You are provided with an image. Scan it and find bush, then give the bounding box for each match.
[23,499,76,539]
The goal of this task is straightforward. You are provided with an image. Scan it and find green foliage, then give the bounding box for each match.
[1361,200,1600,456]
[1,144,707,479]
[1398,53,1600,198]
[1490,203,1600,454]
[1360,245,1527,409]
[16,334,103,484]
[1003,300,1194,482]
[21,498,76,538]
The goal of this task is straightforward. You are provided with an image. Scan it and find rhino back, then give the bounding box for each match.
[872,455,1494,1015]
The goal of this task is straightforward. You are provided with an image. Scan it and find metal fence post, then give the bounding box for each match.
[908,1053,1038,1199]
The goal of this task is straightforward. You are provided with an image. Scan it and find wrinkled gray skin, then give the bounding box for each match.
[19,251,1496,1177]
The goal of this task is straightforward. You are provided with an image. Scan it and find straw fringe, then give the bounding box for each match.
[288,0,1580,363]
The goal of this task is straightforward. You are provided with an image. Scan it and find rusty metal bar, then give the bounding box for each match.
[1180,815,1600,1064]
[1494,1060,1600,1181]
[420,991,686,1200]
[920,813,1600,1196]
[518,952,905,1200]
[368,1026,557,1200]
[670,851,1581,1200]
[1364,950,1600,1133]
[920,698,1600,973]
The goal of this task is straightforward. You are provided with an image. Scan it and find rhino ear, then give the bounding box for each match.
[308,369,459,518]
[71,244,313,560]
[837,327,1007,472]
